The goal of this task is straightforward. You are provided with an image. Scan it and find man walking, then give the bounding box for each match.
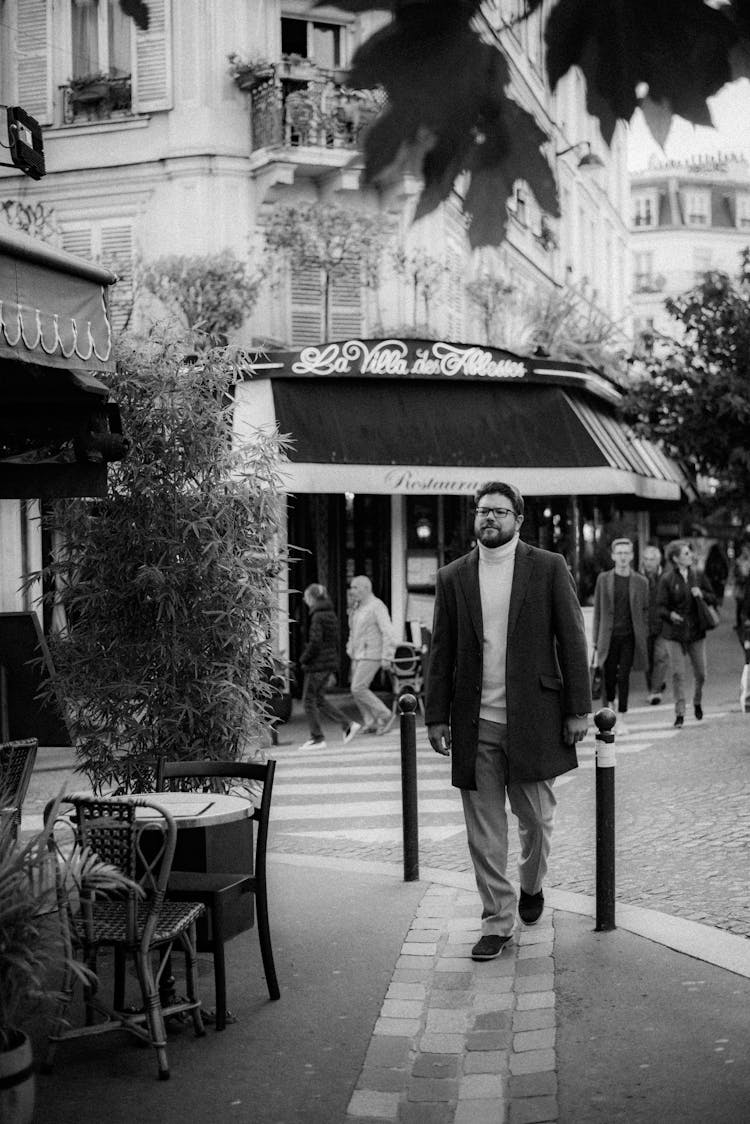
[640,544,670,705]
[347,575,397,735]
[425,482,590,961]
[592,538,649,735]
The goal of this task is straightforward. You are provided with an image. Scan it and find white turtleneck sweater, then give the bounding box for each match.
[478,532,519,725]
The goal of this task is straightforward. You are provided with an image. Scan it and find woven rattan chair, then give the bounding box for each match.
[155,758,279,1030]
[0,737,38,841]
[42,795,206,1080]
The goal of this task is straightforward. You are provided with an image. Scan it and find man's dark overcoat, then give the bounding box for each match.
[424,541,591,789]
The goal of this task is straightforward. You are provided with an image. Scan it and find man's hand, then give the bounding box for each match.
[670,611,683,623]
[563,715,589,746]
[428,723,451,756]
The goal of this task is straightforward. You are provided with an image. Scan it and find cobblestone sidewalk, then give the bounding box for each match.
[347,884,558,1124]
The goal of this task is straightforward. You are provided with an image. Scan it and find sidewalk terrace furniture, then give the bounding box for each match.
[0,737,38,842]
[155,761,280,1031]
[389,643,426,717]
[42,795,206,1080]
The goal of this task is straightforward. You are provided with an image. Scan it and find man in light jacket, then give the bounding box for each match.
[347,575,397,735]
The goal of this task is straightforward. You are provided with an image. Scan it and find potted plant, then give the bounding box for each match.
[67,71,111,105]
[227,52,275,91]
[279,52,318,81]
[0,802,135,1123]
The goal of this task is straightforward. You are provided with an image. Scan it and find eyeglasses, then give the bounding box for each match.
[475,506,516,520]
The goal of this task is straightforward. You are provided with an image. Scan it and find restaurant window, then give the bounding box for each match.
[737,193,750,229]
[683,189,710,226]
[281,16,343,68]
[632,193,656,228]
[72,0,131,78]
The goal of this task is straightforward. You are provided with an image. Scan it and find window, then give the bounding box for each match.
[281,16,342,68]
[737,194,750,229]
[632,193,656,227]
[683,189,710,226]
[633,251,653,292]
[61,219,134,330]
[72,0,131,78]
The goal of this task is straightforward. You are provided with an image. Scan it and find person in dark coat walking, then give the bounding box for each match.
[425,481,591,961]
[299,584,361,750]
[591,538,649,735]
[657,540,717,728]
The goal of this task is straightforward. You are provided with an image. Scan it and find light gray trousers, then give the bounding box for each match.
[461,718,557,936]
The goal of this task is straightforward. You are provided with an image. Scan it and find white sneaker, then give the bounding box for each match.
[376,713,397,736]
[614,718,628,736]
[298,737,326,750]
[342,721,362,744]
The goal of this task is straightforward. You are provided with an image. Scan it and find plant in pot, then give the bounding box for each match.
[0,801,136,1124]
[227,52,275,91]
[67,71,111,105]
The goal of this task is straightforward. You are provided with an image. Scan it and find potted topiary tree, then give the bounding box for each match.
[227,52,275,91]
[0,804,134,1124]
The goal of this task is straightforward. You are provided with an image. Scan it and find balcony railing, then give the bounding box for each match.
[61,75,132,125]
[249,68,385,153]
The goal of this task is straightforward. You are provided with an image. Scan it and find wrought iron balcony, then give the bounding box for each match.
[248,68,384,153]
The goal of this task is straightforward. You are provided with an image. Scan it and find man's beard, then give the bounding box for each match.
[477,524,516,548]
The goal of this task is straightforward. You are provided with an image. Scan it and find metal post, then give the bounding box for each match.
[594,707,616,931]
[399,693,419,882]
[740,622,750,713]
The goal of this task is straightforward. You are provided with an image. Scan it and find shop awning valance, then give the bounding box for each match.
[235,355,689,502]
[0,226,116,373]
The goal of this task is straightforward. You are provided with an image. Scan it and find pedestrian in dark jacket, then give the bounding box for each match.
[657,540,717,728]
[299,584,361,750]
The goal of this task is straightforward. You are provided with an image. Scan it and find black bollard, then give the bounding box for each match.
[398,693,419,882]
[741,622,750,713]
[594,707,617,931]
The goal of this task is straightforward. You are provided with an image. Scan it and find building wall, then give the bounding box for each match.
[630,153,750,340]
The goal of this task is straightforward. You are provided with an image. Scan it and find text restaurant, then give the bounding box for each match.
[234,337,690,677]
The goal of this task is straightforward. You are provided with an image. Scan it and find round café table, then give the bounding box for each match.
[134,790,254,829]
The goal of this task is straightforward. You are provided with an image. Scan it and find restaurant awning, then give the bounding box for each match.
[234,338,690,502]
[0,226,126,499]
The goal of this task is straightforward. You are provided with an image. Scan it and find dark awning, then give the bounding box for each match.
[0,228,126,498]
[235,339,689,501]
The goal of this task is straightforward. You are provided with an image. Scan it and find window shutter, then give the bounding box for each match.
[60,226,94,261]
[291,265,323,346]
[329,265,362,340]
[16,0,53,126]
[132,0,172,113]
[99,224,134,330]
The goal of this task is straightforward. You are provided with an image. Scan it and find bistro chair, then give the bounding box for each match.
[389,643,425,717]
[0,737,38,842]
[42,794,206,1080]
[155,758,279,1031]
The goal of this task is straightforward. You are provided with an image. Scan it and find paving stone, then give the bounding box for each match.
[426,1009,468,1032]
[508,1049,556,1075]
[517,928,552,945]
[517,943,553,960]
[512,1008,556,1033]
[401,945,438,958]
[365,1036,414,1068]
[458,1073,505,1099]
[473,992,515,1013]
[358,1068,409,1092]
[515,957,554,975]
[513,1028,555,1053]
[411,916,445,930]
[405,929,441,942]
[436,957,469,971]
[516,991,555,1011]
[434,973,473,989]
[397,955,436,972]
[473,1009,511,1031]
[419,1032,465,1054]
[387,983,427,1000]
[454,1100,505,1124]
[429,989,474,1008]
[463,1050,506,1074]
[508,1095,559,1122]
[407,1076,460,1102]
[375,1017,423,1037]
[347,1089,401,1119]
[381,1000,425,1020]
[398,1102,455,1124]
[475,976,514,993]
[392,967,432,982]
[513,973,554,993]
[466,1030,511,1051]
[476,954,517,975]
[508,1071,558,1098]
[411,1053,459,1079]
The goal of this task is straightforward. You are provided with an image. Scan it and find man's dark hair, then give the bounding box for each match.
[475,481,524,517]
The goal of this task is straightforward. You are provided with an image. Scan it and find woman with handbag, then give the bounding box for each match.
[657,540,718,728]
